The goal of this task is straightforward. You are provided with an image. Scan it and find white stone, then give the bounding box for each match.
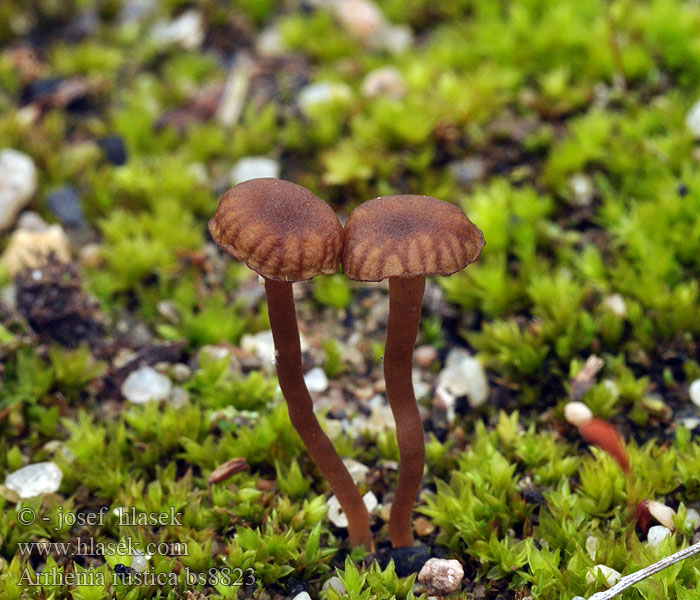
[121,367,172,404]
[689,379,700,407]
[5,462,62,498]
[602,294,627,318]
[292,593,312,600]
[585,564,621,587]
[298,82,352,116]
[169,386,189,407]
[332,0,385,41]
[0,149,37,231]
[230,157,280,185]
[304,367,329,393]
[686,508,700,530]
[361,66,406,99]
[241,330,276,371]
[564,402,593,427]
[585,535,598,560]
[0,225,70,276]
[256,26,284,56]
[370,24,413,53]
[568,173,594,206]
[322,576,346,595]
[647,525,672,550]
[647,500,676,530]
[686,98,700,138]
[131,549,149,573]
[412,368,430,399]
[418,558,465,594]
[327,491,377,528]
[436,348,489,407]
[151,9,204,50]
[342,458,369,484]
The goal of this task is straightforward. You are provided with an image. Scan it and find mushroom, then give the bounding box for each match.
[342,194,484,547]
[209,178,372,549]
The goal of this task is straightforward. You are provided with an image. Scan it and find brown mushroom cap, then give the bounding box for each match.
[208,178,343,282]
[342,195,484,282]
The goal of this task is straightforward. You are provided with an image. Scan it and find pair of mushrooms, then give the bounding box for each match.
[209,178,484,550]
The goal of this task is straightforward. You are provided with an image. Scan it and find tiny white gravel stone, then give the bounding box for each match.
[437,348,489,407]
[121,367,172,404]
[5,462,62,498]
[361,66,406,99]
[304,367,329,393]
[564,402,594,427]
[298,82,352,116]
[151,9,204,49]
[322,576,346,595]
[685,508,700,530]
[686,98,700,138]
[689,379,700,407]
[602,294,627,318]
[327,491,377,528]
[647,500,676,530]
[647,525,672,549]
[586,564,621,587]
[131,549,149,573]
[230,157,280,185]
[418,558,465,594]
[0,149,37,231]
[585,535,598,560]
[292,593,312,600]
[342,458,369,484]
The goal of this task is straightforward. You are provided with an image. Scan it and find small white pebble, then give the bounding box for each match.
[686,98,700,138]
[602,294,627,318]
[304,367,329,393]
[292,593,312,600]
[647,500,676,530]
[685,508,700,530]
[121,367,172,404]
[689,379,700,408]
[5,462,62,498]
[418,558,465,594]
[230,157,280,185]
[327,492,377,528]
[131,549,149,573]
[322,576,346,595]
[342,458,369,484]
[585,535,598,560]
[647,525,672,550]
[585,564,621,587]
[564,402,593,427]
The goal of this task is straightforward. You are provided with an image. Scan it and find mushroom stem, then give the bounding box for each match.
[264,279,373,549]
[384,275,426,548]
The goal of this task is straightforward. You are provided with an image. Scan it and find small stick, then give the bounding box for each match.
[587,541,700,600]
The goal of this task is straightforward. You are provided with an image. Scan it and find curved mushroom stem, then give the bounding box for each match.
[385,275,426,548]
[265,279,373,550]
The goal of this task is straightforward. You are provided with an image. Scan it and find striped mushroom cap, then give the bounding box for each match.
[342,195,484,282]
[208,178,343,282]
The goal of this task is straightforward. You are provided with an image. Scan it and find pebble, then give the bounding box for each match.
[157,300,181,324]
[327,491,377,528]
[46,185,83,227]
[171,363,192,382]
[686,98,700,138]
[78,243,103,268]
[5,462,62,498]
[564,402,593,427]
[16,211,48,232]
[131,549,149,573]
[241,330,276,372]
[568,173,594,206]
[585,535,598,560]
[585,564,621,587]
[151,9,204,50]
[322,576,346,595]
[256,26,284,56]
[342,458,369,484]
[298,82,352,117]
[414,516,435,537]
[689,379,700,407]
[169,386,189,407]
[97,136,127,166]
[361,66,406,99]
[230,157,280,185]
[647,500,676,530]
[292,593,312,600]
[647,525,672,550]
[686,508,700,530]
[417,558,464,594]
[0,224,71,276]
[332,0,385,41]
[119,0,155,24]
[436,348,489,407]
[370,23,413,53]
[414,345,438,368]
[0,149,37,231]
[304,367,329,393]
[602,294,627,318]
[121,366,172,404]
[449,158,488,186]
